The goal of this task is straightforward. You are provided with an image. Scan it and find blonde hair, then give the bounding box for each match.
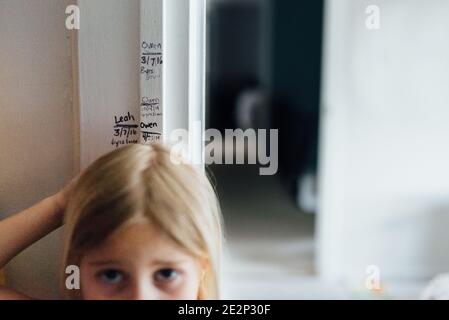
[61,143,223,300]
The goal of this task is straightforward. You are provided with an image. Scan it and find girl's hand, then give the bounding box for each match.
[0,176,80,278]
[52,177,78,220]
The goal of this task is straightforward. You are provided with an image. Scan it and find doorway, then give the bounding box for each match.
[206,0,325,299]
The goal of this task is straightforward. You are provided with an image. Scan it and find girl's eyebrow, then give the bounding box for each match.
[151,259,190,266]
[88,259,189,266]
[88,260,125,266]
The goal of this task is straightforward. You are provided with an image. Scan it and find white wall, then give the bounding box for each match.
[0,0,74,298]
[318,0,449,286]
[77,0,141,169]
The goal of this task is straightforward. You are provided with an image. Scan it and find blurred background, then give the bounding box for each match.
[206,0,324,298]
[207,0,449,299]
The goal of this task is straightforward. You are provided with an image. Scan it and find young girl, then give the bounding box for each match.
[0,143,223,300]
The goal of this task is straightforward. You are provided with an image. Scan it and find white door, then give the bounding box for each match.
[318,0,449,285]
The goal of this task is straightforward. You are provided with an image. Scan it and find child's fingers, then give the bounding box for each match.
[54,176,79,215]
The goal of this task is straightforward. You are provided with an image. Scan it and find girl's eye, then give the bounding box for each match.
[98,269,124,285]
[154,268,179,283]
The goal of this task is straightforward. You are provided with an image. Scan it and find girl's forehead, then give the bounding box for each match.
[80,223,195,266]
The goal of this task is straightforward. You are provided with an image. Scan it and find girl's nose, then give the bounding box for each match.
[129,280,161,300]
